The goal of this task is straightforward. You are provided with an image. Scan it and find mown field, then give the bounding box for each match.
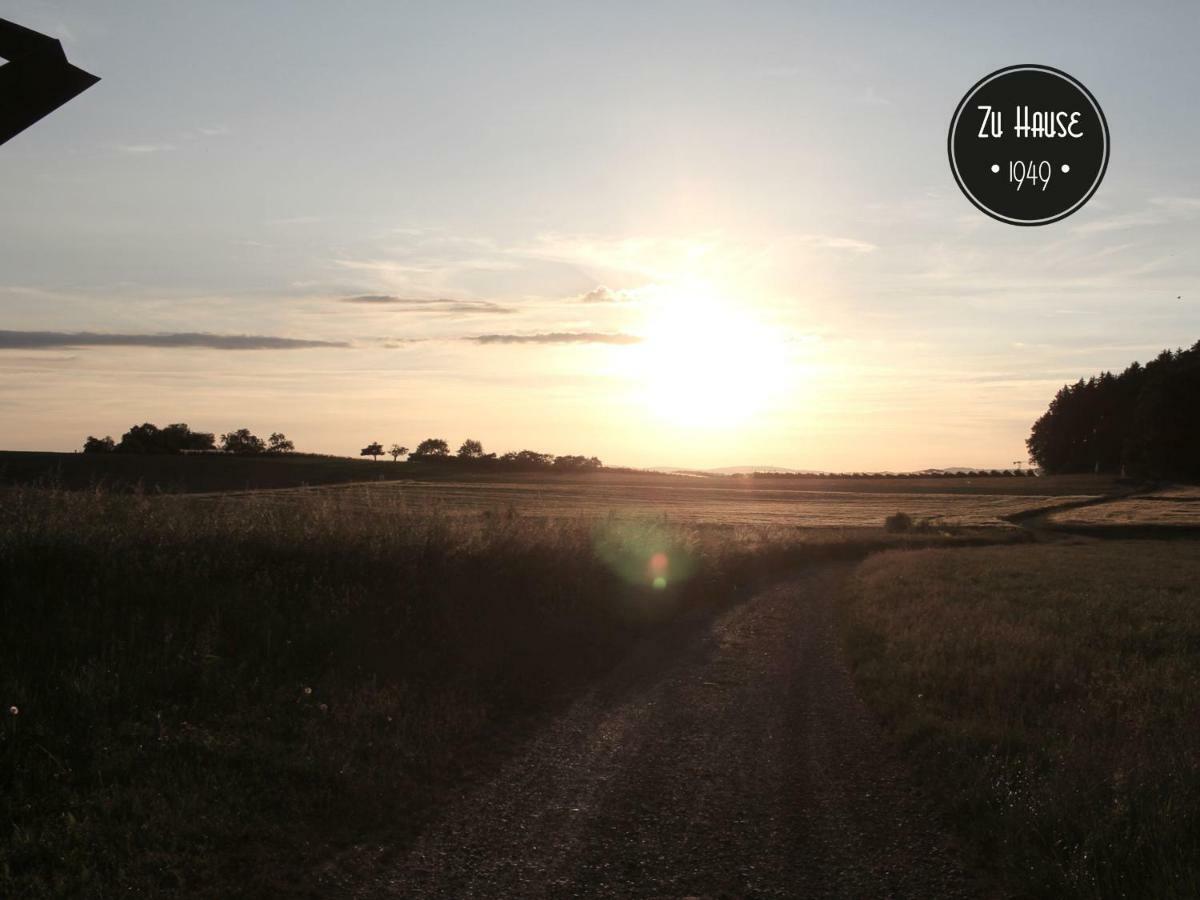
[190,478,1099,529]
[1047,484,1200,530]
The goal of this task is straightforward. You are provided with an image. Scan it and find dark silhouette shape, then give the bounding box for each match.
[411,438,449,459]
[0,18,99,145]
[83,435,114,454]
[266,432,294,454]
[388,444,408,462]
[116,422,216,454]
[457,438,484,459]
[221,428,266,455]
[1027,340,1200,477]
[360,442,384,461]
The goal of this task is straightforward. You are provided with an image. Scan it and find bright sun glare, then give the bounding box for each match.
[624,281,793,428]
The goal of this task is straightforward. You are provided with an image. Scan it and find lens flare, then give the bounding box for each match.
[649,551,670,588]
[592,522,695,591]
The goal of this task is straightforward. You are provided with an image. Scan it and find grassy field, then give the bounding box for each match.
[5,465,1193,898]
[184,478,1100,529]
[1,484,1015,897]
[1047,485,1200,530]
[0,450,400,493]
[841,541,1200,899]
[0,449,1118,496]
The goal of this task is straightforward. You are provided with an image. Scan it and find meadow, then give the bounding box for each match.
[0,480,1008,897]
[3,467,1196,898]
[843,541,1200,899]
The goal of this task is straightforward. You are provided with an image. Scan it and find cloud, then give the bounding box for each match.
[114,143,176,154]
[576,285,636,303]
[339,295,515,314]
[799,235,877,253]
[0,331,348,350]
[467,332,642,345]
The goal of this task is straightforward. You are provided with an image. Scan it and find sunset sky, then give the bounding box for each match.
[3,1,1199,470]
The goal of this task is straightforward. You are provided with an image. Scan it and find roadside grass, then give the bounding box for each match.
[841,541,1200,899]
[0,486,1018,897]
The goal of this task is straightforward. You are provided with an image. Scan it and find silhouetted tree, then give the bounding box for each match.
[457,438,484,459]
[221,428,266,455]
[266,432,295,454]
[83,435,114,453]
[1028,340,1200,478]
[389,443,409,462]
[115,422,215,454]
[412,438,449,458]
[552,454,602,471]
[361,442,384,461]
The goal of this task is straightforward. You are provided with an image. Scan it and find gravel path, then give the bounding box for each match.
[363,564,984,898]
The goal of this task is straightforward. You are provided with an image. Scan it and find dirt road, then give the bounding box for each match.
[362,564,983,898]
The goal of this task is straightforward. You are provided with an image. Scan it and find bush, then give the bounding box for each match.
[884,511,913,532]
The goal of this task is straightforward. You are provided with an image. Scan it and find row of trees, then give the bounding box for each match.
[83,423,295,456]
[360,438,602,471]
[746,469,1036,479]
[1026,341,1200,477]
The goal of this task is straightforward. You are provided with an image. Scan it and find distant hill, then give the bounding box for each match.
[645,465,815,476]
[704,465,814,475]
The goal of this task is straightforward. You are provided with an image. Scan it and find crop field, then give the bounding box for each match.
[187,476,1103,529]
[5,470,1197,898]
[1048,484,1200,529]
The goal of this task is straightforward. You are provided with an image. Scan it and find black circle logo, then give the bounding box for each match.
[948,65,1109,225]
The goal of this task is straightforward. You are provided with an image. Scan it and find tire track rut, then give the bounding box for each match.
[361,563,983,898]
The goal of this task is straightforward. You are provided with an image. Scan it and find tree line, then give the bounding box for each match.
[360,437,603,471]
[1027,340,1200,477]
[83,423,295,455]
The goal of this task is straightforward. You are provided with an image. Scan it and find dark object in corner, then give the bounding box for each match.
[0,18,99,146]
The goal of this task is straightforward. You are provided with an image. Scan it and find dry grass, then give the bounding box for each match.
[0,485,1013,897]
[841,541,1200,899]
[182,478,1086,529]
[1048,485,1200,528]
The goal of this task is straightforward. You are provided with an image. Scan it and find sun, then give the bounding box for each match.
[624,281,793,428]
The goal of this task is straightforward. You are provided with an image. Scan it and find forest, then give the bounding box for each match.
[1027,340,1200,477]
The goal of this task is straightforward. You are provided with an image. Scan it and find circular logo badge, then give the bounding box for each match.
[948,65,1109,225]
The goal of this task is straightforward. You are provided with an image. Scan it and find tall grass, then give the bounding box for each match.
[841,541,1200,899]
[4,486,957,896]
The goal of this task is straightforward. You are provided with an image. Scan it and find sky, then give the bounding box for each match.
[2,0,1199,470]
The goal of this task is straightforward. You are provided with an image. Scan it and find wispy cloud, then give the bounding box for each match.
[576,285,637,304]
[798,234,877,253]
[0,331,348,350]
[467,332,641,345]
[339,295,515,314]
[114,143,176,154]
